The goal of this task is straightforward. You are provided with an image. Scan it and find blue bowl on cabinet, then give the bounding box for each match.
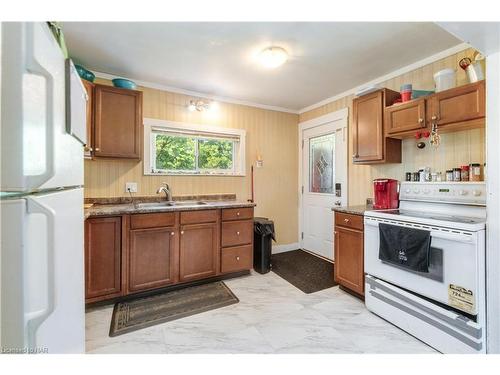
[74,64,95,82]
[112,78,137,90]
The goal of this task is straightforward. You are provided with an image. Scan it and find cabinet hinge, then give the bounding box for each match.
[301,186,304,194]
[301,232,304,240]
[302,140,304,149]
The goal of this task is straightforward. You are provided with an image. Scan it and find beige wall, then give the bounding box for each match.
[84,79,299,245]
[299,48,486,205]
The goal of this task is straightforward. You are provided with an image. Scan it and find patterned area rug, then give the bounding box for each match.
[272,249,337,293]
[109,281,239,336]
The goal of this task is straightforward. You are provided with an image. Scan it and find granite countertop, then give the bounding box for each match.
[331,204,374,216]
[85,197,256,219]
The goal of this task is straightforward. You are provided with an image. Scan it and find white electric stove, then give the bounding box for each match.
[364,182,486,354]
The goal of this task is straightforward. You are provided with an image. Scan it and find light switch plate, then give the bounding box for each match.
[125,182,138,193]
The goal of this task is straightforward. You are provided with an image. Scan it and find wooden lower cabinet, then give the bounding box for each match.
[85,207,254,304]
[334,212,364,297]
[179,222,219,282]
[85,216,123,302]
[128,227,178,292]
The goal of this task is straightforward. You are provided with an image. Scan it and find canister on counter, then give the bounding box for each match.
[436,172,443,182]
[446,170,454,181]
[405,172,412,182]
[470,163,482,181]
[412,172,420,182]
[460,165,470,181]
[453,168,462,182]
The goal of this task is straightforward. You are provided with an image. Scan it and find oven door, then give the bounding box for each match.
[364,216,485,315]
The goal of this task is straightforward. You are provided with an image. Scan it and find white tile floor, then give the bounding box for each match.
[85,271,437,354]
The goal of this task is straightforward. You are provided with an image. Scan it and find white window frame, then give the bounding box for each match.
[143,118,246,176]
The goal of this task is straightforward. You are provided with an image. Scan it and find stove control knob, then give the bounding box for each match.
[405,188,411,194]
[413,189,420,194]
[459,190,469,196]
[472,190,482,197]
[423,189,430,194]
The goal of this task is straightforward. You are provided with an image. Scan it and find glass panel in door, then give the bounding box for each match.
[309,133,335,193]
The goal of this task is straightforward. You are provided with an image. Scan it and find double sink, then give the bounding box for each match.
[134,201,209,209]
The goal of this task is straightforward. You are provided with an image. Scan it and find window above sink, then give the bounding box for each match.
[143,118,246,176]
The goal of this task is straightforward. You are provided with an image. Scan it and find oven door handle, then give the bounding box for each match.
[430,231,474,242]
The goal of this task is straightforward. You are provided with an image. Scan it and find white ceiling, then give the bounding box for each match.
[62,22,461,112]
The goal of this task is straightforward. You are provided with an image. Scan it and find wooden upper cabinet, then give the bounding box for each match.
[179,216,220,283]
[352,89,401,164]
[385,97,427,136]
[93,84,142,159]
[82,79,94,158]
[429,80,485,129]
[129,227,179,292]
[85,216,122,302]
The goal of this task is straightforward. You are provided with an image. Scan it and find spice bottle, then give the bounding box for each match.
[453,168,462,182]
[446,170,454,181]
[460,165,470,181]
[470,163,482,181]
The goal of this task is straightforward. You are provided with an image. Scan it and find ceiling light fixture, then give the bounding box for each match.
[257,46,288,69]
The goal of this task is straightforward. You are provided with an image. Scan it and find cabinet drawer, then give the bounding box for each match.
[221,245,253,273]
[335,212,363,231]
[222,220,253,247]
[222,207,254,221]
[180,209,219,224]
[130,212,177,229]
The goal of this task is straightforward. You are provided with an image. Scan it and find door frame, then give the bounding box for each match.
[298,108,349,251]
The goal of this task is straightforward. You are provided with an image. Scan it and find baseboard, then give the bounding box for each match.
[272,242,300,254]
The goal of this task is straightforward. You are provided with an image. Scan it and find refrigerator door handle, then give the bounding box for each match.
[25,197,56,348]
[24,23,56,189]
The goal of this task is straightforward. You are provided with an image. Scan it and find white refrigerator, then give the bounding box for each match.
[1,22,87,353]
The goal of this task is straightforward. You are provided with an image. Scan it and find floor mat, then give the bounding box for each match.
[109,281,238,336]
[271,249,337,293]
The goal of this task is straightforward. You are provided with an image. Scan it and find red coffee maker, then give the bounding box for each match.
[373,179,399,209]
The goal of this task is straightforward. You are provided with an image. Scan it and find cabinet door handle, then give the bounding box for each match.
[84,145,93,152]
[352,153,359,158]
[236,256,240,261]
[418,118,424,123]
[236,231,240,236]
[236,212,240,216]
[170,232,175,236]
[94,147,101,152]
[344,218,350,223]
[181,230,184,235]
[431,115,437,120]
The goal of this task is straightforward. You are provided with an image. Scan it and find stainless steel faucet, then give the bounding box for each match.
[156,182,172,202]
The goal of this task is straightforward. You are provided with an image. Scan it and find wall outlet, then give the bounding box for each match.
[125,182,138,193]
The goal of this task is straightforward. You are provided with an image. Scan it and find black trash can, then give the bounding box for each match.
[253,217,275,274]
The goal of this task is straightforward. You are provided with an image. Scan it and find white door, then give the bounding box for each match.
[1,188,85,353]
[300,112,348,260]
